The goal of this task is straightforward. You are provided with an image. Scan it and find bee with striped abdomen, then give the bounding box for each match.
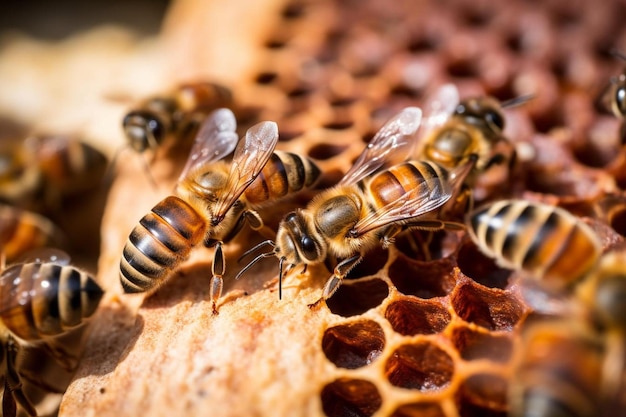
[120,108,321,314]
[0,248,104,417]
[240,107,476,308]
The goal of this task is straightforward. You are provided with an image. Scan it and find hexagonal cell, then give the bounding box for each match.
[524,163,613,202]
[308,143,349,160]
[385,297,451,336]
[390,402,446,417]
[456,373,508,417]
[450,325,513,363]
[456,239,512,290]
[320,378,382,417]
[388,254,456,299]
[321,319,385,369]
[384,342,454,391]
[451,279,524,331]
[326,278,389,317]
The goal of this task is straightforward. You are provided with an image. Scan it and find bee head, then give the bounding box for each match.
[122,110,167,152]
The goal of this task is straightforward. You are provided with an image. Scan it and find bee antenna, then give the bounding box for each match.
[234,250,275,281]
[102,145,128,187]
[237,240,276,263]
[501,94,535,109]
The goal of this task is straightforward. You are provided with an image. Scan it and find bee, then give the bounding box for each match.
[0,248,104,417]
[466,199,602,290]
[509,250,626,417]
[239,107,476,308]
[465,199,626,416]
[0,134,108,213]
[120,108,321,314]
[122,81,234,154]
[416,84,530,186]
[0,204,66,264]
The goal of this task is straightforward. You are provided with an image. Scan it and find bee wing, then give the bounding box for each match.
[339,107,422,186]
[11,248,71,266]
[178,108,239,181]
[421,83,459,131]
[212,121,279,220]
[349,177,452,238]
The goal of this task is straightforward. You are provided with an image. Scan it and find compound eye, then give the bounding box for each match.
[300,236,318,261]
[486,109,505,131]
[123,111,165,151]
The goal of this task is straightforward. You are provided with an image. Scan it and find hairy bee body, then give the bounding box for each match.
[120,150,320,294]
[0,261,102,342]
[0,135,107,212]
[0,252,103,417]
[467,199,602,289]
[123,82,233,152]
[0,205,65,263]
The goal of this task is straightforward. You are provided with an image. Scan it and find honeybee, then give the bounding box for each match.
[0,248,104,417]
[415,84,529,186]
[510,249,626,417]
[122,81,234,154]
[0,134,108,213]
[0,204,66,264]
[120,108,321,314]
[466,199,602,291]
[240,107,476,308]
[465,199,626,416]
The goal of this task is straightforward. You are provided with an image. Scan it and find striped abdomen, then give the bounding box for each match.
[467,200,602,288]
[366,160,449,209]
[120,196,207,293]
[0,262,103,341]
[244,151,321,205]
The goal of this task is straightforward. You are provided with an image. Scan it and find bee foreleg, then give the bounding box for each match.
[210,241,225,315]
[243,210,276,241]
[308,255,361,310]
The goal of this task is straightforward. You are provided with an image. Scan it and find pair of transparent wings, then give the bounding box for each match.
[177,108,279,222]
[338,84,461,238]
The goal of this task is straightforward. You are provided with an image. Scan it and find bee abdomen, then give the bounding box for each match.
[467,200,602,287]
[120,196,206,293]
[367,160,448,208]
[244,151,321,205]
[0,262,103,341]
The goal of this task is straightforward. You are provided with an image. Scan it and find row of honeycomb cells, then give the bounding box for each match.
[234,0,626,415]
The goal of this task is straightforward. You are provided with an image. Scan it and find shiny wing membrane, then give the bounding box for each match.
[212,121,279,220]
[178,108,239,181]
[339,107,423,186]
[349,177,452,238]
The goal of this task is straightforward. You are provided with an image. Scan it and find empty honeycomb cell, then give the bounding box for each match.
[390,402,446,417]
[524,163,615,201]
[388,254,456,299]
[345,246,388,280]
[395,230,461,262]
[456,373,508,417]
[456,239,512,290]
[320,378,382,417]
[326,278,389,317]
[450,325,513,363]
[308,143,349,160]
[321,319,385,369]
[254,71,279,85]
[384,342,454,391]
[451,279,524,331]
[384,297,451,336]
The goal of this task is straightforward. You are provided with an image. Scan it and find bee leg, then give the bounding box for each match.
[210,241,225,315]
[4,337,37,417]
[308,255,361,310]
[244,210,276,241]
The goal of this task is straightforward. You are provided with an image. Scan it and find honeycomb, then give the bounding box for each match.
[1,0,626,416]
